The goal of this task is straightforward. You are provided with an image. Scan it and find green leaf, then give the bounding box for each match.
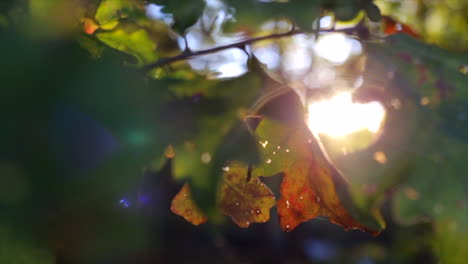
[149,0,205,33]
[76,34,105,58]
[332,0,360,22]
[96,28,158,65]
[95,0,145,30]
[365,2,381,22]
[226,0,321,31]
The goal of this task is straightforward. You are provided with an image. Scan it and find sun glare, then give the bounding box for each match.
[314,33,362,64]
[307,92,385,137]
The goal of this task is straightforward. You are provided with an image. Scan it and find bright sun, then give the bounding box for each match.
[307,92,386,137]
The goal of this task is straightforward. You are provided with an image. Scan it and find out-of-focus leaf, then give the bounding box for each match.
[376,34,468,139]
[338,33,468,264]
[0,13,9,28]
[380,35,468,264]
[0,30,178,262]
[82,17,100,35]
[76,34,105,58]
[375,0,468,50]
[0,29,169,222]
[325,0,381,22]
[0,1,15,13]
[365,2,381,22]
[171,183,208,225]
[226,0,320,31]
[218,162,275,227]
[382,16,420,38]
[0,224,54,264]
[96,28,158,65]
[95,0,145,30]
[393,130,468,263]
[93,0,178,62]
[149,0,205,33]
[331,0,360,22]
[28,0,78,36]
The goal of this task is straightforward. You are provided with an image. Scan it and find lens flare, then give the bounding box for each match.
[307,92,385,137]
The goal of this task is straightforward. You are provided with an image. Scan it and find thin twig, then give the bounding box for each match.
[143,27,359,70]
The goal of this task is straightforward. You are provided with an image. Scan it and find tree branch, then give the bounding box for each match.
[143,26,362,70]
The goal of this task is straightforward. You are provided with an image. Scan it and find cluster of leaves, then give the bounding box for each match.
[0,0,467,263]
[34,0,387,234]
[170,94,384,233]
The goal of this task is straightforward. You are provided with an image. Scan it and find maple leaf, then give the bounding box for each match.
[219,162,276,227]
[170,162,275,227]
[254,118,383,233]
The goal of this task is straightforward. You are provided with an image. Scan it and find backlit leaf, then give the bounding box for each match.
[95,0,144,30]
[96,28,158,65]
[170,183,208,226]
[255,118,384,233]
[219,162,275,227]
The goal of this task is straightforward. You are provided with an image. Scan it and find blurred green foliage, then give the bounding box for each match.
[376,0,468,51]
[0,0,467,263]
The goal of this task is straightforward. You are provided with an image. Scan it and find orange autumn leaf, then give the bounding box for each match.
[170,183,208,225]
[382,16,419,38]
[219,162,276,227]
[277,132,379,234]
[254,118,382,234]
[82,18,100,35]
